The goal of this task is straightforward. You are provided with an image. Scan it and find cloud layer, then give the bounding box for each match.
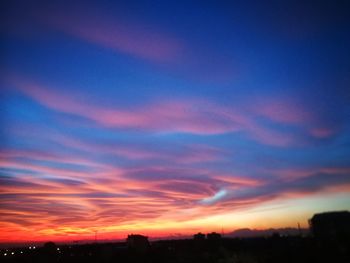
[1,0,350,242]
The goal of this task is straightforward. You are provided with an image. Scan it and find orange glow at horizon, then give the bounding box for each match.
[1,191,349,243]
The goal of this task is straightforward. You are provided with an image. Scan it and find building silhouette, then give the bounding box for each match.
[206,232,221,240]
[309,211,350,241]
[193,232,205,240]
[126,234,149,251]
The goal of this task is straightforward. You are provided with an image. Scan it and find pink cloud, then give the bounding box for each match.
[43,10,183,63]
[264,166,350,182]
[213,174,262,187]
[246,122,298,147]
[8,76,243,134]
[249,95,341,141]
[43,131,225,163]
[0,148,97,168]
[309,127,338,138]
[251,96,313,124]
[0,158,93,181]
[177,145,226,164]
[1,152,349,242]
[36,7,237,83]
[7,75,330,147]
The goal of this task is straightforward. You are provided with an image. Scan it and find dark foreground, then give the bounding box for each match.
[2,236,350,263]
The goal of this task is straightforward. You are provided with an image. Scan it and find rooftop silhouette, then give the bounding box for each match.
[1,211,349,263]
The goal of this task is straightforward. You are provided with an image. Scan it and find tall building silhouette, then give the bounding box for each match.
[309,211,350,241]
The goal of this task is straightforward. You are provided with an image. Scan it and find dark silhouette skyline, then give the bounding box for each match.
[1,211,349,262]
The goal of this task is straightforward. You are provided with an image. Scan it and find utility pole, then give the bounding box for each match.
[297,222,301,236]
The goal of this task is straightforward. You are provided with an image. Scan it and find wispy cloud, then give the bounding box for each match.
[7,75,336,147]
[2,0,350,243]
[249,95,343,140]
[1,161,349,242]
[45,10,183,63]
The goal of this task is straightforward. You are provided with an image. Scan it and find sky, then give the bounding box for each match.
[1,0,350,243]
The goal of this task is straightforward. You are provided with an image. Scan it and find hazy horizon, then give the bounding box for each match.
[1,224,312,246]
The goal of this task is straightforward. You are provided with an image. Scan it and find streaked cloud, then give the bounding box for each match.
[6,75,340,147]
[1,0,349,243]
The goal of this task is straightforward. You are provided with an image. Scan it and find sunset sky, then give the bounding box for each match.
[1,0,350,243]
